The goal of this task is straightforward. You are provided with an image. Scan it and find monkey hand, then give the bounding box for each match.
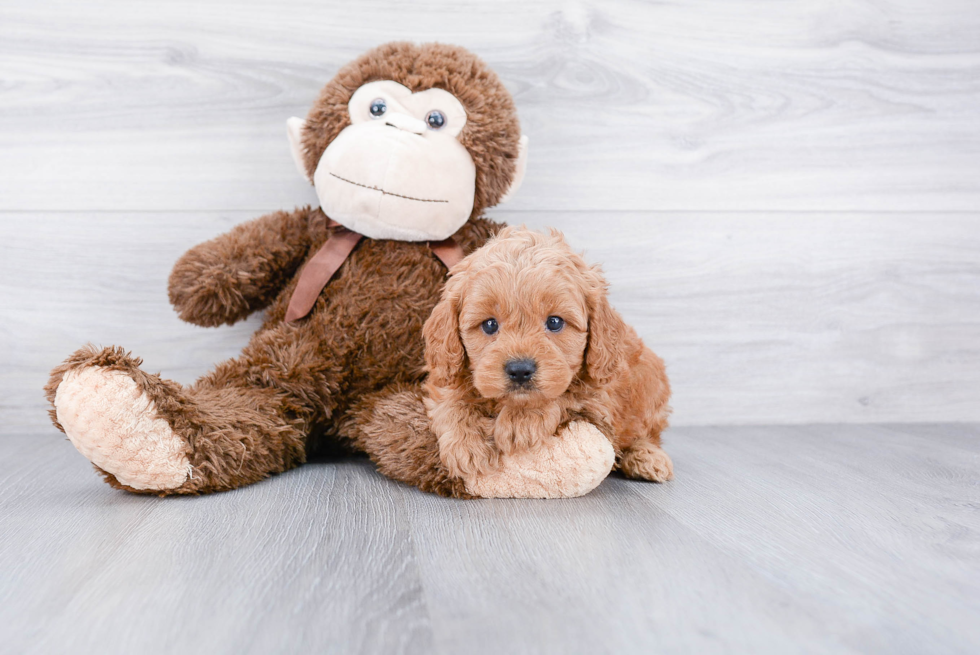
[169,251,254,327]
[168,208,313,327]
[462,421,615,499]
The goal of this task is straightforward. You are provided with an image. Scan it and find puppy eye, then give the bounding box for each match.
[481,318,499,335]
[425,110,446,130]
[546,316,565,332]
[369,98,387,118]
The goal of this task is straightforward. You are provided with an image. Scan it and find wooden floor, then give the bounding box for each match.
[2,423,977,654]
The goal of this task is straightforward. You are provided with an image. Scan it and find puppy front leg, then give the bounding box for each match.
[494,403,562,455]
[425,395,498,478]
[440,427,499,479]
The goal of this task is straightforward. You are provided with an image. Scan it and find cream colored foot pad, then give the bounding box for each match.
[55,366,190,490]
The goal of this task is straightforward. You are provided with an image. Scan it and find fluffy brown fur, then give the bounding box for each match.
[44,43,519,495]
[422,228,674,482]
[342,384,472,498]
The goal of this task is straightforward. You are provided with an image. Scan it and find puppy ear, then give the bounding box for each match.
[585,271,632,384]
[424,283,465,388]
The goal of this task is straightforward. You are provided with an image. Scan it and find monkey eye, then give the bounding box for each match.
[481,318,499,335]
[425,110,446,130]
[369,98,387,118]
[546,316,565,332]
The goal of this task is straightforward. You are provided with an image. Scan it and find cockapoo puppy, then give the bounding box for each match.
[423,227,674,482]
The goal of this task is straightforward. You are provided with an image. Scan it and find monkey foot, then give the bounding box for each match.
[51,349,192,491]
[464,421,615,499]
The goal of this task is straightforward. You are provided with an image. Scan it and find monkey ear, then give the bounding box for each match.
[286,117,312,183]
[497,135,529,204]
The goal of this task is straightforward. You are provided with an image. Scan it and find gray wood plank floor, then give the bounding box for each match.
[3,424,978,654]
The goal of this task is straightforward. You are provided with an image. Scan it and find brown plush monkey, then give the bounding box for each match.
[44,42,613,498]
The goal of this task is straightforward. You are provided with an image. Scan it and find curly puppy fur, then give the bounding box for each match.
[423,227,674,482]
[45,42,518,495]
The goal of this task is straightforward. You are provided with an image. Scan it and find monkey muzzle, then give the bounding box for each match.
[312,120,476,242]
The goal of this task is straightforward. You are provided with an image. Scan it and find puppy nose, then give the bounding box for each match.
[504,358,537,385]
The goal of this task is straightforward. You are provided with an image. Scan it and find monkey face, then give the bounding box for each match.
[287,43,529,242]
[307,81,476,241]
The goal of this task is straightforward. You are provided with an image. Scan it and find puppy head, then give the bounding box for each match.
[424,227,630,405]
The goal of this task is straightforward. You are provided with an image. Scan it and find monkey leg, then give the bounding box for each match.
[343,384,615,499]
[342,384,472,498]
[45,344,313,495]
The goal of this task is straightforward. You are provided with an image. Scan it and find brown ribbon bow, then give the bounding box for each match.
[284,220,465,323]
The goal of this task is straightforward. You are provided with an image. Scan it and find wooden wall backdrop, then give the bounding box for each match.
[2,0,979,432]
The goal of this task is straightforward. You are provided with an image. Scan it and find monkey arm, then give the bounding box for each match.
[344,383,615,499]
[168,207,316,327]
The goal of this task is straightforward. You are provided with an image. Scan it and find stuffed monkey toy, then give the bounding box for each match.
[45,42,614,498]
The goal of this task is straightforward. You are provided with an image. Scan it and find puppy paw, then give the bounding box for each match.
[618,441,674,482]
[439,430,499,478]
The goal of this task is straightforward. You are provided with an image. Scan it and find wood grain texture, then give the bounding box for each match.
[1,423,978,653]
[3,210,978,430]
[1,0,979,212]
[0,434,433,654]
[403,424,980,654]
[2,0,979,427]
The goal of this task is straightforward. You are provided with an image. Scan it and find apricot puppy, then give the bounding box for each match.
[423,227,674,482]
